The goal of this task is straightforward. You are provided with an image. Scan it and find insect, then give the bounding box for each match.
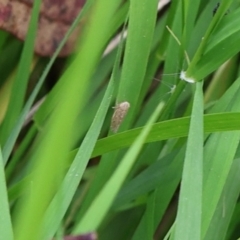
[213,2,220,16]
[111,101,130,133]
[213,2,229,16]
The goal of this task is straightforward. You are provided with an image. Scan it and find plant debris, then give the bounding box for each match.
[0,0,86,56]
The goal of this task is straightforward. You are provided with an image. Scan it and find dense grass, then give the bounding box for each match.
[1,0,240,239]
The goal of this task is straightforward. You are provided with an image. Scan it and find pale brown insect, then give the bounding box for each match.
[111,101,130,133]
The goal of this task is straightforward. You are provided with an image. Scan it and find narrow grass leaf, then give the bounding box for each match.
[181,0,201,57]
[0,147,13,240]
[74,102,165,234]
[41,70,115,240]
[2,0,93,164]
[32,1,127,128]
[174,81,203,240]
[193,30,240,80]
[226,202,240,239]
[206,7,240,51]
[0,38,22,87]
[131,191,155,240]
[186,0,234,78]
[0,31,8,51]
[202,131,240,238]
[131,148,185,239]
[87,112,240,157]
[204,157,240,240]
[202,86,240,238]
[14,1,122,240]
[209,76,240,113]
[0,0,41,144]
[41,18,126,239]
[117,0,159,129]
[188,3,240,80]
[72,0,159,224]
[114,150,184,208]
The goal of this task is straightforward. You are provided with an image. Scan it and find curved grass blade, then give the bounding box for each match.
[0,147,13,240]
[113,149,184,208]
[74,102,165,234]
[201,84,240,238]
[41,70,114,240]
[41,17,127,239]
[81,112,240,158]
[13,1,122,239]
[0,0,41,144]
[116,0,159,129]
[174,81,203,240]
[204,157,240,240]
[73,0,159,224]
[2,0,93,164]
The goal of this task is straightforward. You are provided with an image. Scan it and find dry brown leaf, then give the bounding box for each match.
[19,0,86,24]
[0,0,86,56]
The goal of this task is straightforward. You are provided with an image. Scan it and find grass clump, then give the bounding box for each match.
[1,0,240,239]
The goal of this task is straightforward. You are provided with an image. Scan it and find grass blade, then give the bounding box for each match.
[117,0,159,129]
[0,0,41,144]
[41,70,115,239]
[86,112,240,157]
[2,0,93,164]
[13,1,122,239]
[74,102,165,234]
[41,19,127,239]
[204,157,240,240]
[201,83,240,238]
[0,147,13,240]
[174,81,203,240]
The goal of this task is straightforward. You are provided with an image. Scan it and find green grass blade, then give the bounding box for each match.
[0,0,41,144]
[86,112,240,157]
[2,0,93,164]
[132,191,155,240]
[41,19,126,239]
[206,7,240,51]
[193,30,240,80]
[41,69,115,240]
[117,0,159,129]
[226,201,240,239]
[33,2,127,128]
[181,0,201,60]
[72,0,159,224]
[74,102,165,234]
[202,131,240,238]
[202,86,240,238]
[131,148,185,239]
[204,157,240,240]
[13,1,122,239]
[0,38,22,86]
[114,150,184,208]
[0,31,8,52]
[0,147,13,240]
[2,0,240,238]
[174,81,203,240]
[208,75,240,114]
[186,0,234,78]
